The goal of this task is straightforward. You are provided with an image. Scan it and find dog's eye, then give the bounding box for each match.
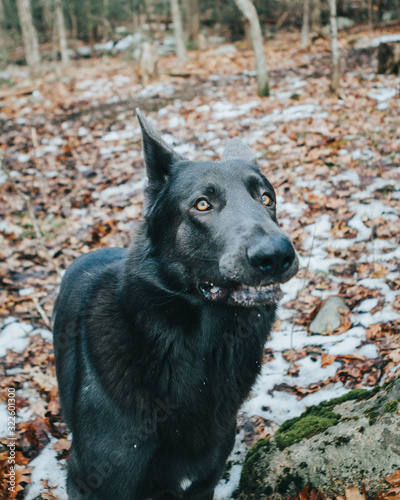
[262,193,273,207]
[195,199,212,211]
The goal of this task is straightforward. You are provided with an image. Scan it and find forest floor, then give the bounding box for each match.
[0,27,400,499]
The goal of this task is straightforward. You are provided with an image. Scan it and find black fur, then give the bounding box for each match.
[53,110,298,500]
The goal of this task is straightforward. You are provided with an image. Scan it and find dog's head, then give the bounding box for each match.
[137,109,299,307]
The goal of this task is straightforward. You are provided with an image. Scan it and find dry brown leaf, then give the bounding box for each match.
[371,263,387,278]
[386,470,400,487]
[30,366,57,393]
[345,486,366,500]
[52,438,71,454]
[321,352,336,367]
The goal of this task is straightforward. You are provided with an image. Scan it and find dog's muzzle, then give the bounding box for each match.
[199,282,283,307]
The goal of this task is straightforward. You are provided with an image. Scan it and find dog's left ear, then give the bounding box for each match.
[136,108,183,187]
[221,139,257,164]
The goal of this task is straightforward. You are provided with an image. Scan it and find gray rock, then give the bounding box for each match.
[309,296,348,335]
[76,46,92,58]
[214,44,238,55]
[337,17,355,29]
[207,35,225,47]
[323,17,355,35]
[113,33,146,53]
[93,41,114,52]
[239,381,400,499]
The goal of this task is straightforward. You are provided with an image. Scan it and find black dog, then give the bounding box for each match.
[53,109,299,500]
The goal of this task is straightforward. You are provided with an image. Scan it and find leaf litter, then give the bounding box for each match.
[0,28,400,499]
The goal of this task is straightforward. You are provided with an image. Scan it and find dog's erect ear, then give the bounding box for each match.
[221,139,257,164]
[136,108,183,186]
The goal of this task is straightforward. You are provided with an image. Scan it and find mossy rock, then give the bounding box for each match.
[239,380,400,499]
[274,387,379,450]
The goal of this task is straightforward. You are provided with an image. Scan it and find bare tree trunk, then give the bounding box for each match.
[185,0,200,41]
[170,0,187,64]
[312,0,322,32]
[69,3,78,40]
[368,0,373,31]
[233,0,269,97]
[54,0,69,66]
[51,16,58,61]
[301,0,310,48]
[103,0,112,40]
[16,0,41,79]
[42,0,54,41]
[85,0,94,46]
[0,0,9,63]
[244,20,252,48]
[329,0,340,94]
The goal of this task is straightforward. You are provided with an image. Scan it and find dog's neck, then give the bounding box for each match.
[122,226,197,309]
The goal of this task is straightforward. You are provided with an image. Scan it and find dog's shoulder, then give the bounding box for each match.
[53,247,128,327]
[63,247,127,281]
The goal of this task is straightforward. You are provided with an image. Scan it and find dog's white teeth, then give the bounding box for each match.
[248,284,274,292]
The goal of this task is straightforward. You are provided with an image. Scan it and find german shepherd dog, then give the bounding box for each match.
[53,110,299,500]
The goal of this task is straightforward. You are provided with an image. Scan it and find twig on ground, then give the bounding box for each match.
[32,297,51,328]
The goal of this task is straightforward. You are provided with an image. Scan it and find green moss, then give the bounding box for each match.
[274,387,380,450]
[239,438,271,496]
[383,400,399,413]
[319,386,379,407]
[382,381,395,392]
[275,411,341,449]
[364,405,380,424]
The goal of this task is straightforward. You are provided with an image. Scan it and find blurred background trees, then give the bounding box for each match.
[0,0,399,91]
[0,0,399,60]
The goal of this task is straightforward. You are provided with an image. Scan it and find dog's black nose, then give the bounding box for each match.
[247,235,296,276]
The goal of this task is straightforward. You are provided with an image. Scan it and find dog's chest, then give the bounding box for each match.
[159,319,265,444]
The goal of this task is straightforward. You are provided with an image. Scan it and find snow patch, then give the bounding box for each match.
[331,170,360,185]
[367,88,397,102]
[212,100,259,120]
[356,343,379,359]
[25,440,68,500]
[0,321,33,357]
[355,298,379,312]
[100,178,146,203]
[253,104,327,125]
[369,33,400,47]
[215,464,243,499]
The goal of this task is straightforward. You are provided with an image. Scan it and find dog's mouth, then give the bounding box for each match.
[199,282,283,307]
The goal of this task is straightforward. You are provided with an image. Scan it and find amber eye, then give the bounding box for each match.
[262,193,273,207]
[196,199,211,211]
